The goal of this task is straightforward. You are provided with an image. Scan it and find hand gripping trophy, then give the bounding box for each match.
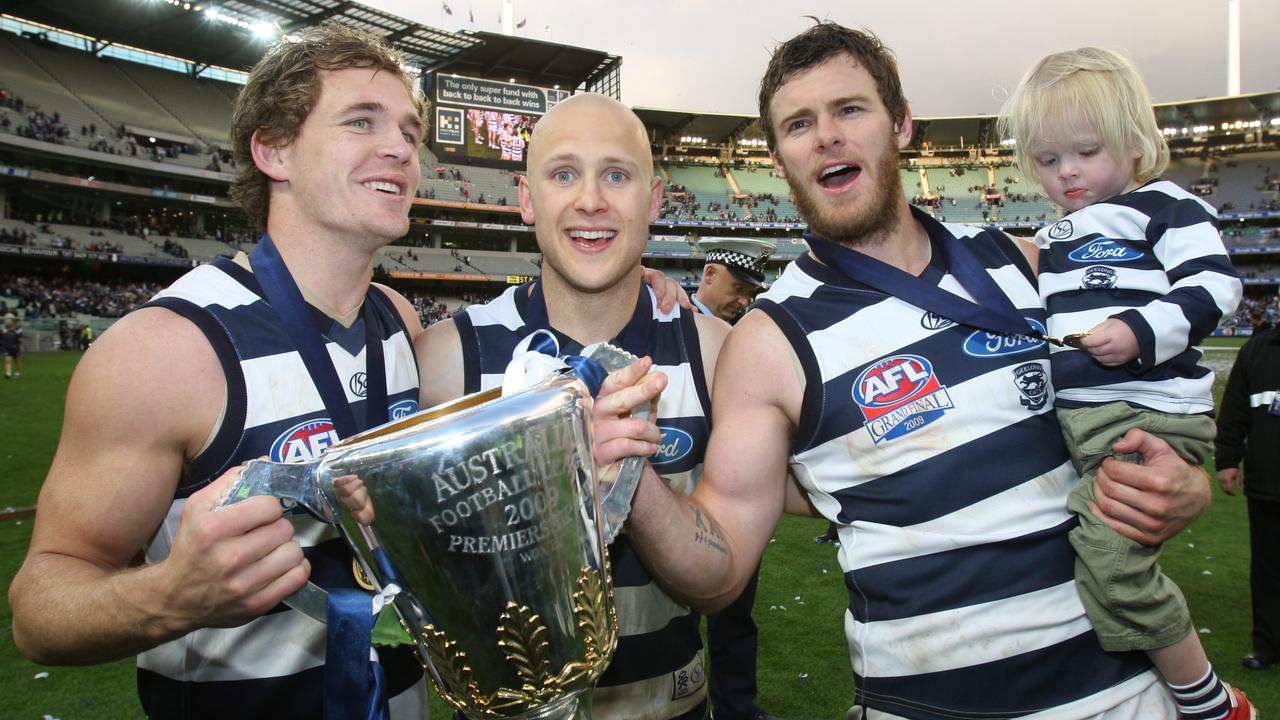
[220,340,647,719]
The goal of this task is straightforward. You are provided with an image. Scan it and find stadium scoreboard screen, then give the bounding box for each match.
[428,74,570,169]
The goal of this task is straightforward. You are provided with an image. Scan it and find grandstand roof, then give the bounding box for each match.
[1,0,480,72]
[635,107,764,147]
[635,90,1280,154]
[1153,91,1280,131]
[440,31,621,95]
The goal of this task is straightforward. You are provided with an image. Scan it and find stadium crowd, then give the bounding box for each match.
[0,274,161,320]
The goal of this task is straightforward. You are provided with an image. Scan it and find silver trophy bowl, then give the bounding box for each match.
[220,344,646,719]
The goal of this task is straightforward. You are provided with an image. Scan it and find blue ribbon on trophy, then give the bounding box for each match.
[506,329,608,398]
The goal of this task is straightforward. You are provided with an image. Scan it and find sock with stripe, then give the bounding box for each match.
[1168,664,1233,720]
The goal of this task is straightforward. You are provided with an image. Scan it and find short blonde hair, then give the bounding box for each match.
[997,47,1167,192]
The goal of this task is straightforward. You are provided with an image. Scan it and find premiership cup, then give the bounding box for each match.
[220,345,646,719]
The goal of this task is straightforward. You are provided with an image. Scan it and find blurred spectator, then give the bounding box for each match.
[0,274,160,319]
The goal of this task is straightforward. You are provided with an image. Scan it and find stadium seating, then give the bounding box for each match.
[10,36,192,140]
[417,146,520,205]
[1164,155,1208,190]
[666,164,730,200]
[115,62,236,147]
[727,165,802,221]
[0,35,109,150]
[1212,151,1280,214]
[377,245,539,276]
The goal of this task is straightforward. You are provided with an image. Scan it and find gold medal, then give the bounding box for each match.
[353,558,376,591]
[1041,331,1091,349]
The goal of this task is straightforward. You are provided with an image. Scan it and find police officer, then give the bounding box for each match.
[691,238,774,325]
[690,237,781,720]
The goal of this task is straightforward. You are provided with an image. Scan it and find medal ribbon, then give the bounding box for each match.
[522,280,653,361]
[248,234,388,438]
[247,233,390,720]
[804,229,1039,339]
[325,590,388,720]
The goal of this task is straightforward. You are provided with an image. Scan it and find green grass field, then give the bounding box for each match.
[1,347,1276,718]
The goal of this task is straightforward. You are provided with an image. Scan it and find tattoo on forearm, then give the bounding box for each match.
[689,504,728,556]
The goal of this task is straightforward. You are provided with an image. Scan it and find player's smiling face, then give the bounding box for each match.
[519,95,662,295]
[268,67,423,248]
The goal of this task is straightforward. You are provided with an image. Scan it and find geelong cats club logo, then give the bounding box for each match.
[1013,362,1049,411]
[853,354,955,444]
[1081,265,1117,290]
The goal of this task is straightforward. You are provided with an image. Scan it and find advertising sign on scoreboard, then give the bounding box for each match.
[429,74,571,169]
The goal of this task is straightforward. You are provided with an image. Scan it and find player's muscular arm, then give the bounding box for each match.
[628,310,799,612]
[9,309,307,665]
[415,317,467,407]
[376,283,426,345]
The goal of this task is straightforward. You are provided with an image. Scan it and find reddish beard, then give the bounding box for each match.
[786,138,904,247]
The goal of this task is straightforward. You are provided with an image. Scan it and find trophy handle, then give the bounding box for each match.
[582,343,649,544]
[218,458,336,622]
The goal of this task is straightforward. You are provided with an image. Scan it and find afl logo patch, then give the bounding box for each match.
[388,399,418,419]
[920,311,955,331]
[853,354,955,444]
[1081,265,1117,290]
[651,427,695,467]
[963,318,1047,358]
[1068,239,1143,263]
[1048,220,1074,240]
[270,419,339,464]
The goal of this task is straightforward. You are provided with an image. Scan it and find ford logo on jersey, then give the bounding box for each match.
[963,318,1048,358]
[1068,239,1144,263]
[388,399,419,420]
[270,419,340,464]
[852,354,954,444]
[650,427,694,467]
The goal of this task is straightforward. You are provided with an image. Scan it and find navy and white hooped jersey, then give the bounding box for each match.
[1035,180,1241,414]
[135,256,423,719]
[755,216,1159,719]
[455,282,713,720]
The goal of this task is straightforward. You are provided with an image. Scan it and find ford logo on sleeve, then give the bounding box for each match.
[962,318,1048,358]
[1067,239,1144,263]
[388,399,419,419]
[650,427,694,466]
